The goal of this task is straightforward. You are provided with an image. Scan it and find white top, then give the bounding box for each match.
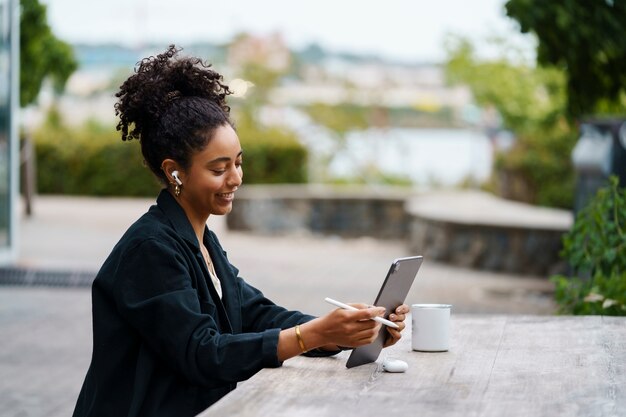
[204,251,223,299]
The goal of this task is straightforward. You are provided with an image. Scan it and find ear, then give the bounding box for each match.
[161,159,182,184]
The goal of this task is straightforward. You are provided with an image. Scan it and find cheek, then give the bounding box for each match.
[208,178,225,192]
[195,176,223,193]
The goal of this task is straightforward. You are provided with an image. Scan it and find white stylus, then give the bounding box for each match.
[324,297,399,329]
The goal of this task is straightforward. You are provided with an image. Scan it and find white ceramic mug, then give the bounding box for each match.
[411,304,452,352]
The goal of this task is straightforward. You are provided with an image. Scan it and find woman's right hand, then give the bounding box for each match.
[307,304,386,349]
[277,304,386,361]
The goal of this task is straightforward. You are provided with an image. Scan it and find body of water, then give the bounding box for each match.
[318,128,494,187]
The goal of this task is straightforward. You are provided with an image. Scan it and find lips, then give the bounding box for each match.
[216,192,234,200]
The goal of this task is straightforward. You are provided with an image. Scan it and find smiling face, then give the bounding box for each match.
[176,124,243,219]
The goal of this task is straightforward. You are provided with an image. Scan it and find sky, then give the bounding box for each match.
[41,0,534,63]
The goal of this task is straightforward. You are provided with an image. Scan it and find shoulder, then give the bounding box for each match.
[95,209,197,292]
[119,207,181,250]
[102,207,193,275]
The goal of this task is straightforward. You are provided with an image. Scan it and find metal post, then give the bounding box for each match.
[20,135,36,216]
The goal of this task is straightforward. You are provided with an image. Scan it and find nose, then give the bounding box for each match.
[228,165,243,187]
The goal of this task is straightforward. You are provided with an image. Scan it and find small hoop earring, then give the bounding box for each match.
[174,183,181,197]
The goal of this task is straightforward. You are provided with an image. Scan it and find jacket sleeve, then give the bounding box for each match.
[212,230,340,357]
[112,238,282,388]
[233,269,342,358]
[236,275,315,332]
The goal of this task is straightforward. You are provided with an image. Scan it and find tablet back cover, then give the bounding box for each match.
[346,256,423,368]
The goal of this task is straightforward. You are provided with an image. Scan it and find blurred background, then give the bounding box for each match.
[11,0,625,202]
[0,0,625,415]
[25,0,535,193]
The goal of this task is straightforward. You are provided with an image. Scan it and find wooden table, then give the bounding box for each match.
[198,315,625,417]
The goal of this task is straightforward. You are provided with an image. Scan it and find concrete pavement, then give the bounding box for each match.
[0,195,557,417]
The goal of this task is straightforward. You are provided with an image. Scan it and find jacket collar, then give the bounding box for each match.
[156,189,201,249]
[156,189,235,332]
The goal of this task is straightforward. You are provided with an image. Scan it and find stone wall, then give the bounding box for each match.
[226,185,410,239]
[227,186,573,276]
[406,191,572,276]
[408,218,568,275]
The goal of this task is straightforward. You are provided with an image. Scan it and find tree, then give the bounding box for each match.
[20,0,78,107]
[444,35,578,208]
[505,0,626,119]
[445,36,567,133]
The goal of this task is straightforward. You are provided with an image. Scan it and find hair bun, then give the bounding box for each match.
[165,90,183,103]
[115,45,231,142]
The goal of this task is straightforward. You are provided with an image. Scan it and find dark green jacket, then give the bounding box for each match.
[73,190,323,416]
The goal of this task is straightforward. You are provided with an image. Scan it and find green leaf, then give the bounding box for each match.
[551,176,626,316]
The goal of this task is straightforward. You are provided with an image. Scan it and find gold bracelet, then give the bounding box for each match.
[295,324,308,353]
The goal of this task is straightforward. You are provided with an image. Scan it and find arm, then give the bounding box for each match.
[276,305,388,362]
[280,303,411,359]
[112,238,283,388]
[235,277,387,360]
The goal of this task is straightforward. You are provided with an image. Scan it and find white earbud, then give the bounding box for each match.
[171,171,183,186]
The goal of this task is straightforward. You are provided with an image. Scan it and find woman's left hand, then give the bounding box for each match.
[383,304,409,348]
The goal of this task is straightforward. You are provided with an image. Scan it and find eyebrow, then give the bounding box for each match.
[207,150,243,164]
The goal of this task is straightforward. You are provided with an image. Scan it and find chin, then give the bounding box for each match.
[211,206,233,216]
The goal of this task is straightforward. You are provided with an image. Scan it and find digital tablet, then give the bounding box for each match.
[345,255,423,368]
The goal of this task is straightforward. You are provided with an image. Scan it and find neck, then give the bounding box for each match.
[192,220,207,249]
[170,190,210,247]
[188,212,209,247]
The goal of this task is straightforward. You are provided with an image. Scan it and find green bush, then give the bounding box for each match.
[34,115,308,196]
[237,126,307,184]
[34,119,159,196]
[234,107,308,184]
[493,122,578,209]
[551,176,626,315]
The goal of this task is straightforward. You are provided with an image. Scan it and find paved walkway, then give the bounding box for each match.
[1,195,557,417]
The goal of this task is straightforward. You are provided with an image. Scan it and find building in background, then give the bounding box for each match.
[0,0,19,264]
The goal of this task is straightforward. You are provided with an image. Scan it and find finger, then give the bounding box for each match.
[383,322,404,344]
[386,329,401,342]
[385,320,405,331]
[388,313,406,322]
[351,319,380,333]
[395,304,410,315]
[383,329,402,347]
[356,329,382,343]
[350,326,380,345]
[352,307,385,321]
[359,324,383,343]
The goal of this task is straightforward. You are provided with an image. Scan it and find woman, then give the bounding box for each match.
[72,45,409,417]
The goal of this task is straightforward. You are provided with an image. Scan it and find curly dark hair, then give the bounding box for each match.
[114,45,233,183]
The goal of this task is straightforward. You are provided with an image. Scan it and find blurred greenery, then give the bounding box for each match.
[551,176,626,316]
[20,0,78,106]
[234,108,308,184]
[505,0,626,119]
[328,170,413,187]
[33,106,308,196]
[229,58,309,185]
[33,108,159,196]
[238,62,283,105]
[304,103,370,136]
[445,36,577,208]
